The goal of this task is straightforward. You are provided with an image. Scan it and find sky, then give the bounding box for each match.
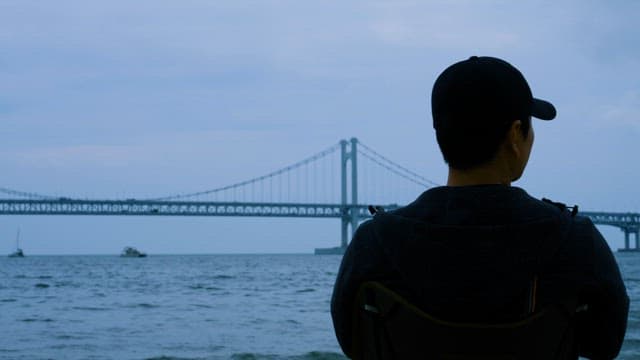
[1,0,639,254]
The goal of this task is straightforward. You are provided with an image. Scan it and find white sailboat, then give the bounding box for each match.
[8,228,24,258]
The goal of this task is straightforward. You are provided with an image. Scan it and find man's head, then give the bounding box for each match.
[431,56,556,180]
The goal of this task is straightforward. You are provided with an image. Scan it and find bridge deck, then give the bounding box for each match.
[0,199,371,218]
[0,199,638,230]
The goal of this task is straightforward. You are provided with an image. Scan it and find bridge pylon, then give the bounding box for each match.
[340,138,359,248]
[316,138,359,255]
[619,227,640,252]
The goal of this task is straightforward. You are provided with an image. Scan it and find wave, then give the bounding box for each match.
[295,288,315,293]
[54,281,75,288]
[189,284,223,291]
[20,317,54,323]
[133,303,159,309]
[231,352,346,360]
[55,334,89,340]
[144,357,204,360]
[72,306,110,311]
[142,352,346,360]
[13,274,54,279]
[212,274,235,280]
[191,303,214,309]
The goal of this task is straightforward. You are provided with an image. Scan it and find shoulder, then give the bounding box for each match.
[511,190,579,224]
[541,200,607,273]
[518,190,575,217]
[535,197,601,248]
[540,197,580,218]
[536,197,598,237]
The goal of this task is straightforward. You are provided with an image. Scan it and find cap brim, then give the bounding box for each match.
[531,98,556,120]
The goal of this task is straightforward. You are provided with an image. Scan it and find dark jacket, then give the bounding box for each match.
[331,185,628,359]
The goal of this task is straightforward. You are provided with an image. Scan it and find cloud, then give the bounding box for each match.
[367,3,521,51]
[601,91,640,130]
[1,128,333,197]
[13,144,144,169]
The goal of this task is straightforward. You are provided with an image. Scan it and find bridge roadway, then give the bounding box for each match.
[0,198,382,219]
[1,198,639,250]
[0,198,638,225]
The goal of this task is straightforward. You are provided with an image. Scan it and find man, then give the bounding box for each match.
[331,56,628,359]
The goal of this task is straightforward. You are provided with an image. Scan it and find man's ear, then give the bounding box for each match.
[508,120,524,156]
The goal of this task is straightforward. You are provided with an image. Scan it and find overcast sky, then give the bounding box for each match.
[1,1,639,254]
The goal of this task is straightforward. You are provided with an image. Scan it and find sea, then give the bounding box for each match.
[1,253,639,360]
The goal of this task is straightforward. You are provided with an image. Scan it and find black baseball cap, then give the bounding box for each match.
[432,56,556,130]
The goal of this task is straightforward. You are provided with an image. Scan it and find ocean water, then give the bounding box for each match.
[1,253,639,360]
[0,254,345,360]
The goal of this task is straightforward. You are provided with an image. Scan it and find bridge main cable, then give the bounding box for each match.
[0,187,58,200]
[356,140,441,188]
[146,142,341,201]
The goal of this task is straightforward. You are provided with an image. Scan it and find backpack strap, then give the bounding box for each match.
[542,197,579,217]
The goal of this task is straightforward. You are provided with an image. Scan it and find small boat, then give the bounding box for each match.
[8,228,25,258]
[120,246,147,258]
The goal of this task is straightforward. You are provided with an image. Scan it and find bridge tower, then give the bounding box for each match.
[620,226,640,252]
[340,138,359,248]
[315,138,359,255]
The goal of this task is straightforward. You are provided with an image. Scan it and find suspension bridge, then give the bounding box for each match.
[1,138,639,253]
